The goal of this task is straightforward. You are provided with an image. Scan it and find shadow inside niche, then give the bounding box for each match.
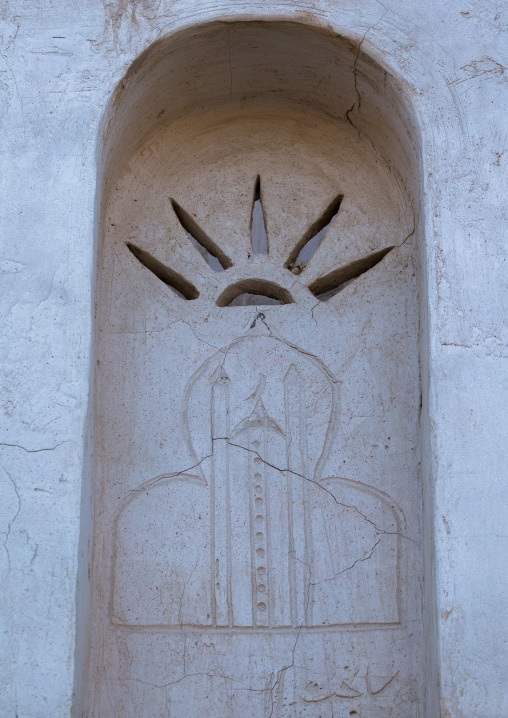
[229,293,282,306]
[217,279,293,307]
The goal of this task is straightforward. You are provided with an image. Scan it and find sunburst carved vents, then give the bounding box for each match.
[126,179,395,304]
[126,242,199,300]
[308,246,395,301]
[251,176,269,255]
[171,199,233,272]
[285,193,343,275]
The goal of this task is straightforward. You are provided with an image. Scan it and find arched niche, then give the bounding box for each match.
[79,19,430,717]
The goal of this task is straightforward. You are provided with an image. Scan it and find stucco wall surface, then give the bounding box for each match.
[0,1,506,717]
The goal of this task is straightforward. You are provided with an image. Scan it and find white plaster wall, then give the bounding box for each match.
[0,2,506,717]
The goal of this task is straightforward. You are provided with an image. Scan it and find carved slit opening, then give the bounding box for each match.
[250,176,269,255]
[216,279,293,307]
[126,242,199,300]
[308,246,394,301]
[171,199,233,271]
[286,193,343,274]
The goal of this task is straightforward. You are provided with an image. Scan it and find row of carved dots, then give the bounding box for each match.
[252,457,267,617]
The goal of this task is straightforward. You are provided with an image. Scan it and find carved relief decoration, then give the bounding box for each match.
[91,107,423,716]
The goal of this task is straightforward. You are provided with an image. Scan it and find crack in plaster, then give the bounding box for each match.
[0,440,69,453]
[225,441,417,543]
[2,469,21,578]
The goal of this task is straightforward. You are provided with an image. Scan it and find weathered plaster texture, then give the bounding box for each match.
[90,101,421,716]
[0,2,506,717]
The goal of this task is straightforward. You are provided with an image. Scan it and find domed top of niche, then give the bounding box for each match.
[100,21,418,318]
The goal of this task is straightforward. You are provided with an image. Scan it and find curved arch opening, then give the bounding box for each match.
[216,279,293,307]
[76,17,434,718]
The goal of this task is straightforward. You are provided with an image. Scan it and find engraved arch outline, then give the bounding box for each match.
[110,333,407,631]
[110,333,341,629]
[320,475,407,625]
[181,333,341,485]
[182,333,340,629]
[110,471,407,631]
[109,472,207,626]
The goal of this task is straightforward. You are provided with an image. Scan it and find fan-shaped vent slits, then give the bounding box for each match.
[308,246,394,301]
[127,243,199,300]
[217,279,292,307]
[286,194,343,274]
[251,176,269,255]
[171,199,232,272]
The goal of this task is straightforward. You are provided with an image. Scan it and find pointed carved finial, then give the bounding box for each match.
[211,363,230,385]
[284,363,304,385]
[247,374,266,403]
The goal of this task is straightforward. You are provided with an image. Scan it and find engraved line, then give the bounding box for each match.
[298,374,313,627]
[210,384,217,627]
[366,666,399,696]
[284,381,297,628]
[263,420,272,629]
[109,458,210,626]
[181,333,342,483]
[225,386,232,629]
[121,457,210,498]
[301,683,364,703]
[111,621,402,632]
